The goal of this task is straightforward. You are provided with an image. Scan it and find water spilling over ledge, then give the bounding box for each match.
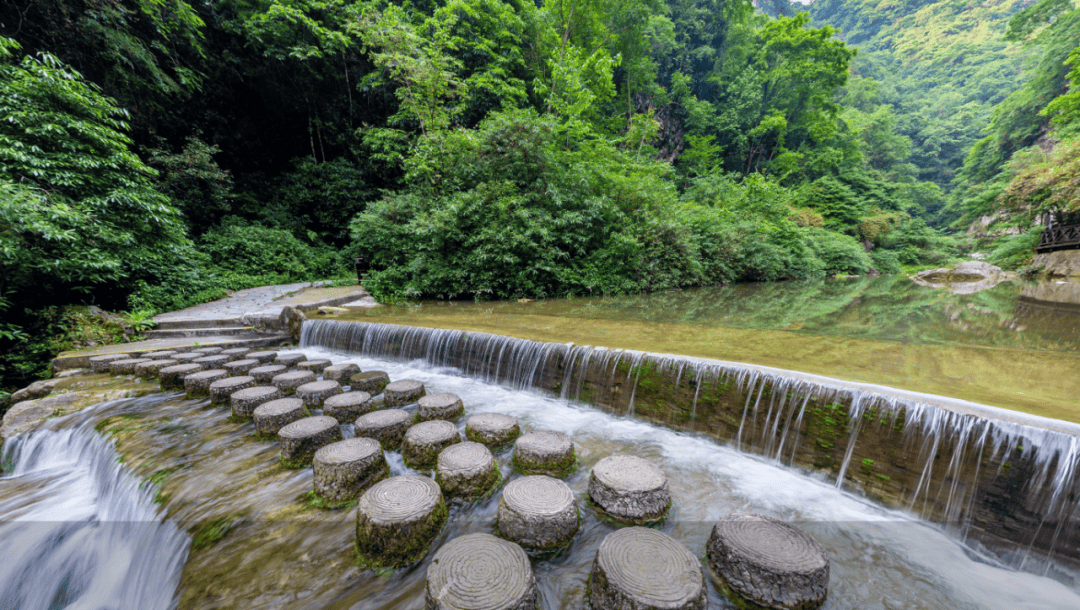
[301,318,1080,579]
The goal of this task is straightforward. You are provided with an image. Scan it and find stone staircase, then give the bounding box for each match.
[143,318,256,340]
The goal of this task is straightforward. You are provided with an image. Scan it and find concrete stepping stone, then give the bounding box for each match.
[466,413,521,449]
[253,398,307,436]
[249,364,286,384]
[279,415,340,466]
[706,513,829,610]
[192,355,229,369]
[247,350,278,363]
[354,409,411,451]
[109,358,152,374]
[588,455,670,525]
[232,385,284,420]
[498,475,579,551]
[322,391,374,422]
[436,442,499,499]
[220,347,251,361]
[170,352,203,363]
[223,358,259,376]
[209,375,256,405]
[355,475,446,568]
[513,431,575,477]
[295,380,343,408]
[191,346,224,355]
[589,527,706,610]
[143,350,179,360]
[323,363,360,382]
[159,363,205,390]
[89,354,129,372]
[349,371,389,395]
[402,420,461,471]
[417,393,464,422]
[425,533,538,610]
[384,379,426,406]
[296,359,331,374]
[275,353,307,367]
[185,369,228,399]
[271,370,317,395]
[313,437,388,505]
[135,359,178,378]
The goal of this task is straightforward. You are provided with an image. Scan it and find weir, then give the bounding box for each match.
[301,318,1080,580]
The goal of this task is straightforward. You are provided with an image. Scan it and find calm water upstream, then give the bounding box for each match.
[339,276,1080,422]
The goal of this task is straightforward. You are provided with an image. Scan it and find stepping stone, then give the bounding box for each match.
[109,358,153,374]
[323,363,360,382]
[89,354,129,372]
[159,363,205,391]
[220,347,251,361]
[191,346,224,355]
[322,391,374,422]
[249,364,287,384]
[295,380,343,408]
[192,355,229,369]
[466,413,521,449]
[354,409,412,451]
[355,475,447,568]
[498,475,579,551]
[279,415,340,466]
[589,527,706,610]
[313,437,388,504]
[253,398,307,436]
[436,442,499,499]
[247,350,278,363]
[185,369,228,399]
[232,385,284,420]
[349,371,389,395]
[425,533,538,610]
[275,353,307,367]
[417,393,464,422]
[223,358,259,376]
[271,370,317,395]
[588,455,670,525]
[134,359,179,378]
[170,352,203,363]
[402,420,461,471]
[706,513,829,610]
[209,375,257,405]
[384,379,426,406]
[513,431,575,477]
[297,359,332,374]
[143,350,179,360]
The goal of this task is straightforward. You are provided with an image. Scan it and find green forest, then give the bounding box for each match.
[2,0,1079,392]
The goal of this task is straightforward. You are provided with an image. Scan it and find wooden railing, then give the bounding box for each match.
[1036,223,1080,253]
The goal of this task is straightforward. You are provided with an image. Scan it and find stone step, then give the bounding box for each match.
[154,318,241,330]
[53,334,289,371]
[144,327,252,339]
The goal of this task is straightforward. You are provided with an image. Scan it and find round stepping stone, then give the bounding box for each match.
[159,363,205,390]
[184,369,228,399]
[402,420,461,471]
[436,442,499,499]
[323,363,360,382]
[223,358,259,376]
[271,370,317,395]
[109,358,153,374]
[322,391,374,422]
[191,346,224,355]
[247,350,278,363]
[253,398,307,436]
[275,353,307,367]
[170,352,202,363]
[232,385,284,419]
[384,379,426,406]
[297,359,332,374]
[466,413,521,449]
[590,527,707,610]
[278,415,340,466]
[513,430,575,477]
[296,380,343,408]
[355,475,447,568]
[89,354,129,372]
[209,375,257,405]
[134,359,179,378]
[349,371,390,395]
[313,437,388,504]
[417,393,464,422]
[192,355,229,370]
[588,455,670,525]
[498,475,579,550]
[143,350,178,360]
[425,533,538,610]
[220,347,251,361]
[249,364,286,384]
[354,409,412,451]
[706,513,830,610]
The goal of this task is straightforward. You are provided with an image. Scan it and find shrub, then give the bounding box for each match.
[986,227,1042,270]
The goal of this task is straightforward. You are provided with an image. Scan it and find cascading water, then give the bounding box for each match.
[0,400,189,610]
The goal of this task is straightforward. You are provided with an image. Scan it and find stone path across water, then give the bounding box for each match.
[153,282,366,323]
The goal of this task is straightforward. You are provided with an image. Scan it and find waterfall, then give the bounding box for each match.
[302,319,1080,576]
